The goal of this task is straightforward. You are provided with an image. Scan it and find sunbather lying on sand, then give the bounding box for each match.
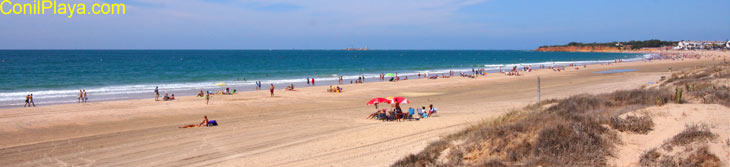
[179,115,217,128]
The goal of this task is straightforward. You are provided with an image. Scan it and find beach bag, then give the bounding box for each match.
[207,120,218,126]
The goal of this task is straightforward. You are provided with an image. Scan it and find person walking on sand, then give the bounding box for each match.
[154,86,160,101]
[24,94,30,107]
[29,94,36,107]
[269,84,275,97]
[205,92,210,105]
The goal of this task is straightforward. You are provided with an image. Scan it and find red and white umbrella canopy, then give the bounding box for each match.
[387,97,410,104]
[367,97,390,105]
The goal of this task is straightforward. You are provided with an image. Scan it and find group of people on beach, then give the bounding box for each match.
[163,93,175,101]
[327,85,343,93]
[24,94,36,107]
[78,90,88,103]
[367,104,438,122]
[306,77,315,86]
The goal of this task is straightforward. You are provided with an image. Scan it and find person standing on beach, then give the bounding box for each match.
[269,84,275,97]
[311,78,315,86]
[29,94,36,107]
[82,90,87,103]
[24,94,30,107]
[205,92,210,105]
[154,86,160,101]
[78,90,83,103]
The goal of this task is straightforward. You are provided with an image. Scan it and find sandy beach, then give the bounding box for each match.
[0,52,726,166]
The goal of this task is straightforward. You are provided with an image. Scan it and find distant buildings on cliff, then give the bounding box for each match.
[673,40,730,50]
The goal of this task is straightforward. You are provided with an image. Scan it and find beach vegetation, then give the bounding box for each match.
[393,62,729,167]
[392,88,671,166]
[639,124,720,167]
[609,115,654,134]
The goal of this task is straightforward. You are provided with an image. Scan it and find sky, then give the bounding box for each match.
[1,0,728,49]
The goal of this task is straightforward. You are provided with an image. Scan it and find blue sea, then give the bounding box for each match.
[0,50,647,108]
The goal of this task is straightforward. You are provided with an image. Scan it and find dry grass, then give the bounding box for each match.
[609,115,654,134]
[392,88,670,167]
[639,148,661,166]
[679,146,721,167]
[392,140,451,167]
[639,124,720,167]
[663,63,730,107]
[393,63,728,167]
[667,124,717,147]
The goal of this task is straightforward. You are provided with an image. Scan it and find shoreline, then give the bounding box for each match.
[0,52,647,109]
[0,50,725,166]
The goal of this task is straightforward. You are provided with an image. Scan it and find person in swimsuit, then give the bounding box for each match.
[270,84,275,97]
[24,94,30,107]
[205,92,210,105]
[82,90,87,103]
[179,115,209,128]
[78,90,83,103]
[29,94,35,107]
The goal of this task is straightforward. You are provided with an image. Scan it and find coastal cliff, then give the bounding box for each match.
[536,40,676,52]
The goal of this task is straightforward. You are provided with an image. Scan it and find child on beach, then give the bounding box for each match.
[270,84,275,96]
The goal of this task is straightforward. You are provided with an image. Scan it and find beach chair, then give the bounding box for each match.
[408,108,415,120]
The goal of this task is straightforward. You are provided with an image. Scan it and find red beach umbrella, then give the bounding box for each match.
[367,97,390,105]
[387,97,410,104]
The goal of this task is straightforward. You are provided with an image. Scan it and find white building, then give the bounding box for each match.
[674,40,727,50]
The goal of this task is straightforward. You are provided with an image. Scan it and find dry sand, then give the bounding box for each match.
[610,104,730,166]
[0,53,725,167]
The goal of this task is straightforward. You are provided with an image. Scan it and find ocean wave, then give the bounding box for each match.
[0,54,645,107]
